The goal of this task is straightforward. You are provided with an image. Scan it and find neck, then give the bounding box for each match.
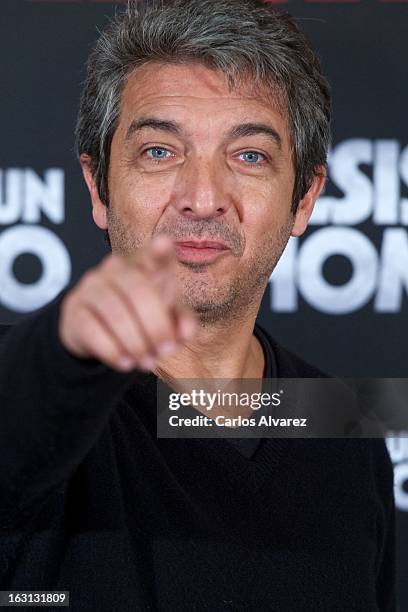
[154,312,265,382]
[154,305,266,422]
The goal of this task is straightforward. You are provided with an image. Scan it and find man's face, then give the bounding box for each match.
[84,62,322,324]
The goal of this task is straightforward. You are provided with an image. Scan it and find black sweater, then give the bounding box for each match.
[0,293,396,611]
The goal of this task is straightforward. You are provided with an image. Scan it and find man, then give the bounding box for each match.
[0,0,395,610]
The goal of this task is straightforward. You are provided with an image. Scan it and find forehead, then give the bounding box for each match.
[117,62,289,143]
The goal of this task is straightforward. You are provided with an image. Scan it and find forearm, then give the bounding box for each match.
[0,290,134,528]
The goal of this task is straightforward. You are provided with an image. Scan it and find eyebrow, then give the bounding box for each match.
[125,116,282,150]
[225,122,282,150]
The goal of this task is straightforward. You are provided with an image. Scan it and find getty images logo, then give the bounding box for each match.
[270,139,408,314]
[0,168,71,312]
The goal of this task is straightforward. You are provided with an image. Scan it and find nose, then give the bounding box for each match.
[171,157,233,220]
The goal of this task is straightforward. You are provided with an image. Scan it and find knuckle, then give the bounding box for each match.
[112,267,143,295]
[106,348,124,368]
[100,253,117,269]
[78,269,99,294]
[102,351,123,371]
[60,290,82,326]
[103,253,125,274]
[60,292,73,318]
[115,323,143,354]
[82,267,97,283]
[132,345,150,364]
[74,309,95,344]
[93,334,121,364]
[151,321,176,346]
[96,291,120,314]
[60,306,91,357]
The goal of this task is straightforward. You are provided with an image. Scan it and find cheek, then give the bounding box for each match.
[110,172,168,234]
[238,179,293,240]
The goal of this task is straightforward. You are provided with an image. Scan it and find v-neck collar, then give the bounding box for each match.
[126,322,289,466]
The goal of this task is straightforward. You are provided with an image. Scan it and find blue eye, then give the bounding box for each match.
[240,151,265,164]
[145,147,171,160]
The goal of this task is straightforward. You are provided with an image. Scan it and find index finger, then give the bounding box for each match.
[129,234,177,275]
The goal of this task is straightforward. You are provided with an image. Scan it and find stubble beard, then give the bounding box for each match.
[106,205,294,326]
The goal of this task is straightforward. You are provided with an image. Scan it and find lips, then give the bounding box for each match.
[175,240,228,250]
[174,239,229,263]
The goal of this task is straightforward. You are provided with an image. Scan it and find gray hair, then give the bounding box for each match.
[76,0,331,220]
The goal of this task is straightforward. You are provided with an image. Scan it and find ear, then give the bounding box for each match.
[80,154,108,230]
[291,166,326,237]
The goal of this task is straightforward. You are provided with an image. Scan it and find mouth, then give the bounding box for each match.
[174,239,230,264]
